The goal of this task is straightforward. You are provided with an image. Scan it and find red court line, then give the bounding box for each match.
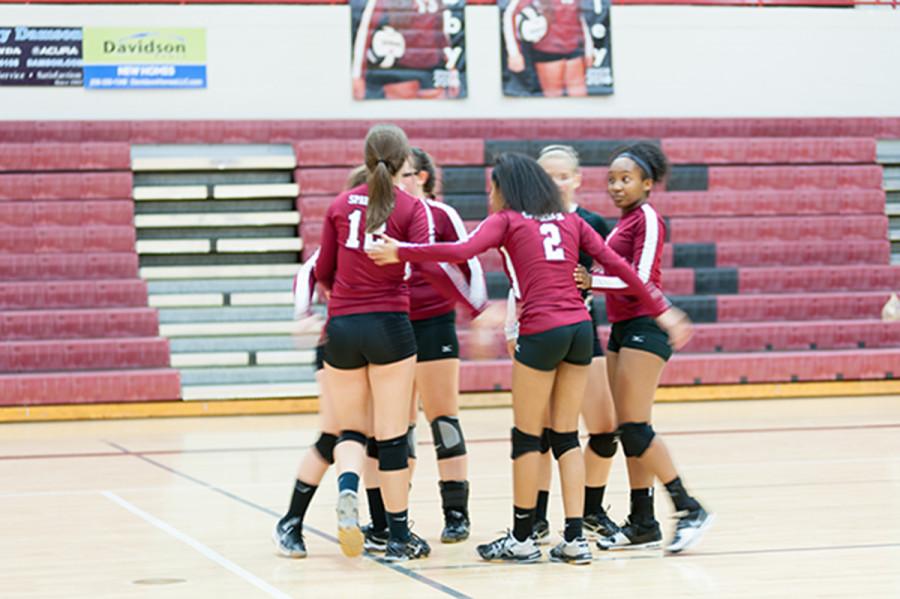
[1,421,898,461]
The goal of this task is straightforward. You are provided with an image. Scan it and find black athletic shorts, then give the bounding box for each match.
[366,68,436,98]
[530,47,583,63]
[323,312,417,370]
[515,320,593,372]
[315,344,325,372]
[607,316,673,362]
[412,310,459,362]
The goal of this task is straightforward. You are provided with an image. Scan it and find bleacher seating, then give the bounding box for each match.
[0,141,178,405]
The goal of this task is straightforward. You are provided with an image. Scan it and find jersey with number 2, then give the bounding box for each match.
[397,209,667,336]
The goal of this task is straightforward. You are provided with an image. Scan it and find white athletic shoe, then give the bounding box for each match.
[336,490,363,557]
[666,508,715,554]
[549,537,593,565]
[476,531,542,563]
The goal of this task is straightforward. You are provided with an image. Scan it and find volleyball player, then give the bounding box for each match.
[580,142,714,553]
[351,0,459,100]
[399,147,487,543]
[503,0,593,97]
[272,250,334,558]
[315,124,461,561]
[273,164,375,558]
[368,153,691,564]
[533,144,621,542]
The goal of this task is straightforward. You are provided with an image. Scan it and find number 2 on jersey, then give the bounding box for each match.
[539,223,564,261]
[345,209,384,250]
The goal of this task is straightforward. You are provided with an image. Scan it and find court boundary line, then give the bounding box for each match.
[402,541,900,572]
[101,490,294,599]
[104,441,473,599]
[1,421,898,462]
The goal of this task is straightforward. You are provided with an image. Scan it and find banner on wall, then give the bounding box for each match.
[0,26,83,87]
[499,0,613,97]
[350,0,467,100]
[82,28,206,89]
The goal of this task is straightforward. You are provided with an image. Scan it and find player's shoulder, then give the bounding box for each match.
[330,185,366,215]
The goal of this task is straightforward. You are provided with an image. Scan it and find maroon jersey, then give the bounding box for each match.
[591,203,666,323]
[408,199,488,321]
[366,0,445,70]
[511,0,583,56]
[398,209,668,336]
[316,184,474,318]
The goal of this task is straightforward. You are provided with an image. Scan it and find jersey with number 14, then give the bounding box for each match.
[397,209,668,336]
[316,183,431,317]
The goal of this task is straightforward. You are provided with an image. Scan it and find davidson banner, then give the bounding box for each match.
[350,0,467,100]
[82,27,206,89]
[499,0,613,97]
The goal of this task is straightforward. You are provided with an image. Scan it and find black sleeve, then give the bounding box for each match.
[578,206,611,239]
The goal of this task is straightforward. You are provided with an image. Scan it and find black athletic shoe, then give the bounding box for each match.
[273,516,307,558]
[477,530,542,563]
[530,519,551,546]
[596,517,662,551]
[440,510,470,544]
[362,524,389,553]
[383,532,431,562]
[666,507,715,554]
[583,510,622,540]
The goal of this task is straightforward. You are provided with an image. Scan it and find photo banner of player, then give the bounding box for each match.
[499,0,613,98]
[350,0,467,100]
[0,26,83,87]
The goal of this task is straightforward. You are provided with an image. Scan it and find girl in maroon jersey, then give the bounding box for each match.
[580,142,714,554]
[399,147,487,544]
[502,0,593,96]
[316,124,453,562]
[527,145,621,543]
[369,152,691,564]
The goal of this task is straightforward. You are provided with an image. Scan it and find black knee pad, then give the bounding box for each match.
[366,436,379,459]
[511,427,543,460]
[314,432,338,464]
[548,429,580,460]
[431,415,467,460]
[377,434,409,472]
[407,425,417,460]
[587,432,618,458]
[338,430,367,447]
[618,422,655,457]
[539,428,552,454]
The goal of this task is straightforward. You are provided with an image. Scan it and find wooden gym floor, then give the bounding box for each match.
[1,395,898,598]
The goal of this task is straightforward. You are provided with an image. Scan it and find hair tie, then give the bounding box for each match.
[377,159,388,166]
[617,152,655,180]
